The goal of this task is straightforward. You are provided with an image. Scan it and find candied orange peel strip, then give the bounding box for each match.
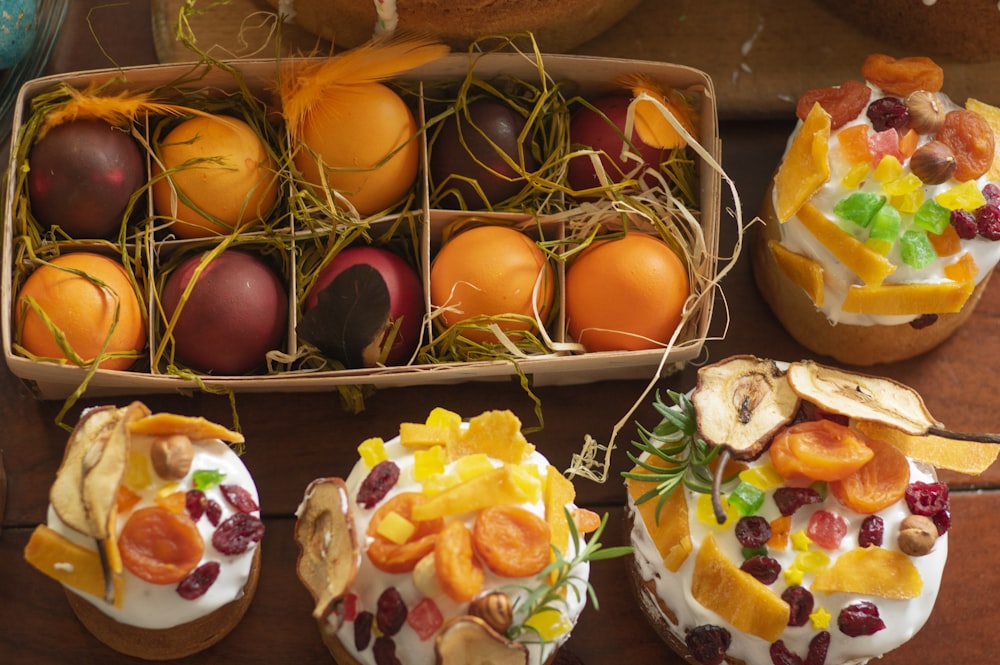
[774,102,831,222]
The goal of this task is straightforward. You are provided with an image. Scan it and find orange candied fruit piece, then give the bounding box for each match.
[837,124,871,165]
[943,252,979,283]
[770,419,875,482]
[830,437,911,514]
[366,492,444,573]
[929,225,962,257]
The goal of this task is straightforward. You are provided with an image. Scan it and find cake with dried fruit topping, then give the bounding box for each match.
[294,407,623,665]
[625,356,999,665]
[753,53,1000,365]
[24,402,264,660]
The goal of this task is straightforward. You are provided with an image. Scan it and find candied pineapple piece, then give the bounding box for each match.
[775,102,832,222]
[966,98,1000,181]
[376,511,417,544]
[400,422,457,449]
[358,437,387,467]
[626,455,691,572]
[410,466,530,521]
[414,445,447,481]
[842,280,974,314]
[448,410,535,464]
[812,547,922,599]
[768,240,825,306]
[24,525,124,606]
[454,453,495,481]
[691,534,790,642]
[797,203,896,285]
[855,420,999,475]
[511,464,543,504]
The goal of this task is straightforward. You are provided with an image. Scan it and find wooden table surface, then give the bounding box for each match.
[3,2,999,664]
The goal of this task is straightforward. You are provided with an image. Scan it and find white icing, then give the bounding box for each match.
[47,435,261,630]
[325,427,590,665]
[628,440,947,665]
[772,83,1000,326]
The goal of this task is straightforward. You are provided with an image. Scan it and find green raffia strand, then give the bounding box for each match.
[622,390,740,523]
[506,509,632,646]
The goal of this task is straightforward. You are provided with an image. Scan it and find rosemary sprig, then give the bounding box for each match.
[506,510,632,645]
[622,389,739,523]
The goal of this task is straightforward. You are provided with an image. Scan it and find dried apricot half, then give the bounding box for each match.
[366,492,444,573]
[118,506,204,584]
[435,520,484,602]
[830,436,910,514]
[473,505,551,578]
[770,419,874,482]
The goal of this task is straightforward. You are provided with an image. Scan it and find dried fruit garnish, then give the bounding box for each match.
[781,585,814,627]
[769,639,802,665]
[212,512,265,555]
[805,631,831,665]
[741,555,781,585]
[376,587,408,636]
[735,516,772,549]
[357,460,400,509]
[772,487,822,517]
[905,481,950,516]
[176,561,220,600]
[355,611,374,650]
[220,484,259,513]
[858,515,885,547]
[685,624,731,665]
[838,601,886,637]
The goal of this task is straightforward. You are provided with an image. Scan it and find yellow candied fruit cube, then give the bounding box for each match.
[523,609,572,641]
[399,422,453,449]
[794,550,831,574]
[883,172,923,197]
[841,162,870,189]
[865,237,893,256]
[696,493,737,528]
[810,607,832,630]
[358,437,387,468]
[791,529,813,551]
[454,453,494,481]
[123,450,151,490]
[936,180,987,210]
[156,482,180,499]
[874,155,903,182]
[738,464,783,491]
[511,464,543,503]
[413,445,446,481]
[890,188,924,214]
[425,407,462,429]
[375,511,416,544]
[421,472,461,496]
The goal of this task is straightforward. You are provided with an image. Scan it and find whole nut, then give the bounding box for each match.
[905,90,947,134]
[909,141,957,185]
[898,514,938,556]
[468,592,513,633]
[150,434,194,480]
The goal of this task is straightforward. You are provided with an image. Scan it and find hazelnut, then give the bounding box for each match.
[150,434,194,480]
[468,592,514,633]
[909,141,957,185]
[897,514,938,556]
[905,90,947,134]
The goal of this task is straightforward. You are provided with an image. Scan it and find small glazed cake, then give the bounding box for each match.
[24,402,264,660]
[294,407,610,665]
[625,355,998,665]
[753,53,1000,365]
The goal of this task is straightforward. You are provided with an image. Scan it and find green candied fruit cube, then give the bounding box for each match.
[742,545,768,559]
[729,481,766,516]
[913,199,951,235]
[833,191,886,227]
[900,229,936,268]
[868,203,901,243]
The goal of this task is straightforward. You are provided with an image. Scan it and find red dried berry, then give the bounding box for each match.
[373,636,402,665]
[212,512,265,555]
[357,460,401,509]
[806,510,848,550]
[770,640,804,665]
[781,585,815,627]
[773,487,822,517]
[185,489,207,522]
[685,624,731,665]
[206,498,223,526]
[376,587,407,636]
[838,601,885,637]
[909,314,938,330]
[858,514,884,547]
[932,510,952,535]
[984,183,1000,206]
[734,516,772,548]
[905,481,950,516]
[354,611,373,651]
[950,208,979,239]
[741,555,781,585]
[867,97,909,132]
[805,631,831,665]
[976,204,1000,240]
[176,561,221,600]
[220,484,259,513]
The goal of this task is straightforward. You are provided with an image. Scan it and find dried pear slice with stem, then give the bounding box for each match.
[435,615,529,665]
[294,477,360,625]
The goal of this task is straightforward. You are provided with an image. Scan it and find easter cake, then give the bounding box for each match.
[294,407,617,665]
[24,402,264,660]
[624,355,999,665]
[752,53,1000,365]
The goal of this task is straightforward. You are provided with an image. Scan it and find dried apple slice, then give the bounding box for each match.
[796,203,896,285]
[294,477,360,622]
[692,355,801,460]
[774,101,832,222]
[435,616,529,665]
[768,239,825,306]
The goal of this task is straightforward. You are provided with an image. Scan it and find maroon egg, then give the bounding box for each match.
[27,119,146,238]
[161,250,288,375]
[429,99,538,209]
[567,93,666,193]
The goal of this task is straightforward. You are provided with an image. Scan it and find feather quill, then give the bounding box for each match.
[39,84,192,138]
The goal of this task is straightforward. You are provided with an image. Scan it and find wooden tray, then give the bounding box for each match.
[152,0,1000,119]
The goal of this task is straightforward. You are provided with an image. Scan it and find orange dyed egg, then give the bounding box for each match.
[565,232,689,352]
[429,225,555,343]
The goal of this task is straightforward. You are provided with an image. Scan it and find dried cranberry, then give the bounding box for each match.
[905,481,950,516]
[858,514,884,547]
[909,314,938,330]
[372,636,402,665]
[950,208,979,239]
[867,97,909,132]
[782,585,815,627]
[220,484,259,513]
[977,204,1000,240]
[805,631,831,665]
[806,510,848,550]
[685,624,731,665]
[735,516,772,548]
[770,640,804,665]
[741,555,781,585]
[984,183,1000,206]
[354,611,373,651]
[185,489,207,521]
[206,498,223,526]
[932,510,952,535]
[176,561,220,600]
[773,487,822,517]
[838,601,885,637]
[376,587,407,636]
[357,460,400,509]
[212,512,265,555]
